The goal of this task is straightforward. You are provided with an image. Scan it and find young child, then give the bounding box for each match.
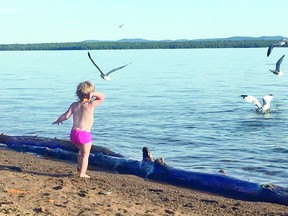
[52,81,105,178]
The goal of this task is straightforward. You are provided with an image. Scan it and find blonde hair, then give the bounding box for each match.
[76,81,95,101]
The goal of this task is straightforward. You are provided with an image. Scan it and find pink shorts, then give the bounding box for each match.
[70,129,92,145]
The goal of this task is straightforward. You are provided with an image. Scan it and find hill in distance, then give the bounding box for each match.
[82,36,286,43]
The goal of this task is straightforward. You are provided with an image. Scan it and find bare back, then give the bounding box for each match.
[70,93,105,131]
[52,91,105,130]
[71,101,95,131]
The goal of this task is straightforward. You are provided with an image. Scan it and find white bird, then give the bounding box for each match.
[267,39,288,57]
[88,52,131,81]
[269,55,285,76]
[240,94,273,112]
[119,24,124,28]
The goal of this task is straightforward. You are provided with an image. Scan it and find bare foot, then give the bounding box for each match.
[79,174,90,178]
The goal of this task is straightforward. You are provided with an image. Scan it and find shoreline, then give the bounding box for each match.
[0,147,287,215]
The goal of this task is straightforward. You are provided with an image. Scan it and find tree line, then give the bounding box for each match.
[0,40,278,51]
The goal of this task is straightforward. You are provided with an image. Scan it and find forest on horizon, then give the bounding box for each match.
[0,39,284,51]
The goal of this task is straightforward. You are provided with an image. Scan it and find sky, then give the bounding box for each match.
[1,0,287,44]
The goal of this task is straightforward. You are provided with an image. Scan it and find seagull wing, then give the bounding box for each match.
[240,95,261,109]
[262,94,273,111]
[276,39,287,46]
[87,52,106,77]
[267,44,275,57]
[275,55,285,72]
[106,62,132,76]
[262,94,273,105]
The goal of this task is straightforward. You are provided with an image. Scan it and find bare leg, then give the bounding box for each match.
[77,142,92,178]
[77,151,81,172]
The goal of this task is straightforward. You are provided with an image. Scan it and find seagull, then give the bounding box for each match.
[119,24,124,28]
[240,94,273,112]
[87,52,131,81]
[270,55,285,76]
[267,39,288,57]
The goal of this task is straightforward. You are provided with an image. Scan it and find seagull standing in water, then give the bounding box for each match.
[88,52,131,81]
[267,39,288,57]
[270,55,285,76]
[240,94,273,113]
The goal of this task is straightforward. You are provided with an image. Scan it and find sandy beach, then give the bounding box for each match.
[0,147,287,216]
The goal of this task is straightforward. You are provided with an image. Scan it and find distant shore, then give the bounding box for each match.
[0,147,287,215]
[0,36,284,51]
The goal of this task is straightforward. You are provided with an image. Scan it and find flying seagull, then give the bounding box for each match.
[267,39,288,57]
[270,54,285,76]
[119,24,124,28]
[240,94,273,112]
[87,52,131,81]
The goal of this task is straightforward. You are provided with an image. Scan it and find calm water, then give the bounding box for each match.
[1,48,287,187]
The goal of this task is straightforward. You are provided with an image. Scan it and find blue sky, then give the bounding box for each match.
[1,0,287,44]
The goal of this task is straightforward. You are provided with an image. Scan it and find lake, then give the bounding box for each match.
[0,48,287,187]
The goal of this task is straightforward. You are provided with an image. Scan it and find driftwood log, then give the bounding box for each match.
[0,133,287,206]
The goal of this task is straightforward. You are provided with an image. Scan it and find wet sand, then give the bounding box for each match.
[0,147,287,215]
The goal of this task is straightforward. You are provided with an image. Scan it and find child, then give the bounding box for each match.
[52,81,105,178]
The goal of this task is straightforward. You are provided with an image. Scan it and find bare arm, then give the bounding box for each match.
[52,104,73,125]
[89,92,105,107]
